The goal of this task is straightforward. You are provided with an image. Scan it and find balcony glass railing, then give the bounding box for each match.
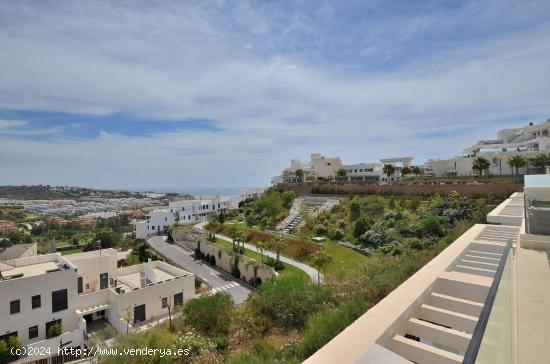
[463,239,514,364]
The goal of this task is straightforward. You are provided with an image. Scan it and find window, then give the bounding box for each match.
[10,300,20,314]
[29,326,38,339]
[0,332,17,346]
[45,319,62,338]
[32,295,41,309]
[77,277,83,294]
[161,297,168,308]
[100,273,108,290]
[51,289,68,313]
[151,226,155,230]
[165,217,167,222]
[174,292,184,307]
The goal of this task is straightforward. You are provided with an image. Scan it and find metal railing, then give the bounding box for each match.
[462,238,513,364]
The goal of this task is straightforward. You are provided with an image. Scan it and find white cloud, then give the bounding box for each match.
[0,1,549,188]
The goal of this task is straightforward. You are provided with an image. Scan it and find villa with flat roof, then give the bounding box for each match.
[306,174,550,364]
[428,119,550,177]
[0,249,194,361]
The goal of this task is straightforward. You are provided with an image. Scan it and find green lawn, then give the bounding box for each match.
[60,248,83,255]
[315,240,368,276]
[220,222,368,278]
[213,239,309,281]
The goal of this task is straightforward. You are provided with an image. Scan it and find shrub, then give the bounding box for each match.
[421,215,447,237]
[331,229,344,241]
[46,323,63,339]
[194,276,203,289]
[281,191,296,209]
[181,293,235,336]
[349,200,361,220]
[299,296,370,359]
[264,256,284,271]
[353,217,370,239]
[314,224,328,236]
[249,276,262,287]
[175,331,217,361]
[249,275,327,328]
[407,237,425,250]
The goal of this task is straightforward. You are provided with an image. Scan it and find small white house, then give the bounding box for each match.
[0,249,194,360]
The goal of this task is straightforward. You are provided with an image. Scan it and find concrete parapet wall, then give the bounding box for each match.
[174,233,277,284]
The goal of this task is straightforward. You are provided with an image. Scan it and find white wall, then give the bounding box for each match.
[0,268,80,346]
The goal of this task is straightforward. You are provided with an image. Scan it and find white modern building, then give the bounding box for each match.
[272,154,419,184]
[0,249,194,360]
[428,119,550,177]
[134,189,265,239]
[276,153,343,183]
[343,162,385,181]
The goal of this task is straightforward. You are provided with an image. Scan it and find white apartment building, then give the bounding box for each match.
[273,154,419,184]
[343,162,385,181]
[428,119,550,177]
[0,249,194,360]
[134,190,265,239]
[277,153,343,183]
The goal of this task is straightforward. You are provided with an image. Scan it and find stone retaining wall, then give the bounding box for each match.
[173,230,277,285]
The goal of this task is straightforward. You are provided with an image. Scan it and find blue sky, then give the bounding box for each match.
[1,0,550,189]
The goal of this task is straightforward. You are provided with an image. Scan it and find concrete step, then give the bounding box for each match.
[418,304,478,333]
[390,334,463,364]
[467,250,502,258]
[428,292,483,317]
[407,317,472,353]
[463,254,501,263]
[454,264,496,278]
[459,259,499,269]
[434,272,491,303]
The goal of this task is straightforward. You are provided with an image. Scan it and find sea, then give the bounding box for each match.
[136,187,265,198]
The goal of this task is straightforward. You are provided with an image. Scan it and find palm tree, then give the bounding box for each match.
[530,153,549,173]
[383,164,396,180]
[336,168,347,182]
[269,235,287,264]
[310,250,332,285]
[295,169,304,183]
[229,225,239,251]
[472,157,491,177]
[507,155,528,179]
[236,231,246,253]
[401,166,411,179]
[256,241,267,263]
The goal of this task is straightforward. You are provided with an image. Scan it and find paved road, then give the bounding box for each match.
[147,235,252,304]
[195,222,323,283]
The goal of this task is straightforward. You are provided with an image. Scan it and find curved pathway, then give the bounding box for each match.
[195,222,323,283]
[147,235,252,304]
